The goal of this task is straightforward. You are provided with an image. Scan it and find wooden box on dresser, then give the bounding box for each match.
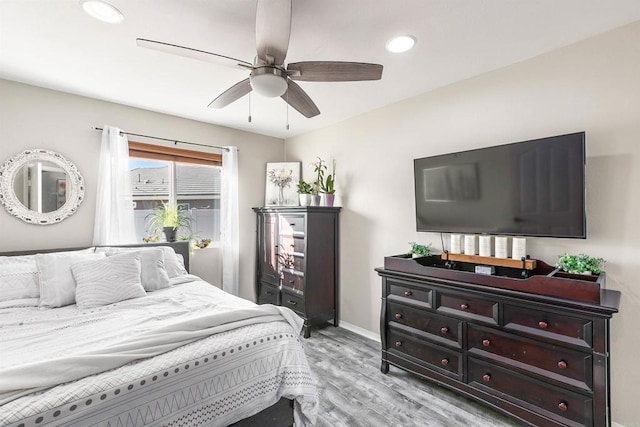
[377,255,621,427]
[253,206,340,338]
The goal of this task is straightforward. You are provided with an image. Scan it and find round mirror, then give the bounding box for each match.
[0,149,85,224]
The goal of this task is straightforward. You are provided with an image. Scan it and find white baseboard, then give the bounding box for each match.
[339,321,381,343]
[613,422,627,427]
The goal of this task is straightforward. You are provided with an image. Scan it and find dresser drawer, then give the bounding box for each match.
[436,291,498,325]
[387,301,462,348]
[281,291,305,315]
[503,304,593,348]
[282,270,305,293]
[388,328,462,379]
[468,324,593,391]
[258,282,280,305]
[388,281,432,308]
[468,357,593,426]
[279,214,305,235]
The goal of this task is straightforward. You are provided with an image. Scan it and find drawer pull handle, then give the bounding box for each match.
[404,291,412,297]
[395,341,402,348]
[394,313,403,320]
[558,402,568,412]
[441,358,449,366]
[482,339,491,347]
[538,321,548,329]
[557,360,567,369]
[265,291,273,296]
[482,374,491,382]
[460,303,469,310]
[288,280,295,284]
[440,326,449,334]
[287,300,297,306]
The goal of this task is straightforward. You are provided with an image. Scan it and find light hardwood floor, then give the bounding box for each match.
[302,325,520,427]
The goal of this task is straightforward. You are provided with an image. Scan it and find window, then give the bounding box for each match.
[128,142,222,243]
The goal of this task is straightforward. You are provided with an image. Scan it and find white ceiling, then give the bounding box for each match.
[1,0,640,139]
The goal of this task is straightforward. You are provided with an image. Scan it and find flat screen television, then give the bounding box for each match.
[414,132,586,238]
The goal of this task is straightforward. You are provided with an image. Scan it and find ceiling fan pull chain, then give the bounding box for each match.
[286,88,290,130]
[248,92,252,123]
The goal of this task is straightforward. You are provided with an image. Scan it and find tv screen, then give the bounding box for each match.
[414,132,586,238]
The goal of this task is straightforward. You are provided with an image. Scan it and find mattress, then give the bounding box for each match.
[0,279,318,427]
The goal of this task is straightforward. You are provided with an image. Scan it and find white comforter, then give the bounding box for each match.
[0,278,318,426]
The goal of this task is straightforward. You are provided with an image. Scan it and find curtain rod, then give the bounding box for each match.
[92,127,230,152]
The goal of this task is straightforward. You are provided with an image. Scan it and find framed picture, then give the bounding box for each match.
[265,162,301,206]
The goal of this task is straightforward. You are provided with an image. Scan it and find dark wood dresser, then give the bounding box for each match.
[377,255,620,427]
[253,206,340,338]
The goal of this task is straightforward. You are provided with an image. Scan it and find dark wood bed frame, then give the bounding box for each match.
[0,241,294,427]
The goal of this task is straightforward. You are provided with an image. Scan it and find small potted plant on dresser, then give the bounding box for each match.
[297,180,314,206]
[409,241,431,258]
[556,253,605,275]
[313,157,337,206]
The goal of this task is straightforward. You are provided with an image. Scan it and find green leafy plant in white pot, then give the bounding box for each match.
[313,157,336,207]
[297,180,314,206]
[409,241,431,258]
[556,253,605,275]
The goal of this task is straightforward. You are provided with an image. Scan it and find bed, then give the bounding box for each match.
[0,242,318,427]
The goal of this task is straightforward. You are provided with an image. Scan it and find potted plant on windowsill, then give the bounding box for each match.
[297,180,314,206]
[556,253,605,275]
[146,202,192,242]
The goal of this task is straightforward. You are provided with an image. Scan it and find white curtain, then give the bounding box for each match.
[221,146,239,295]
[92,125,136,245]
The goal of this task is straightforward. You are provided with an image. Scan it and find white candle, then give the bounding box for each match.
[479,235,492,257]
[512,237,527,260]
[450,234,462,254]
[495,236,508,259]
[464,235,477,255]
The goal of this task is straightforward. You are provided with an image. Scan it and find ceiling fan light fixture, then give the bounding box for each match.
[80,0,124,24]
[250,67,288,98]
[385,35,417,53]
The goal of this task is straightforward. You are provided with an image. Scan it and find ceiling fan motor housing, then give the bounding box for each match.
[249,67,288,97]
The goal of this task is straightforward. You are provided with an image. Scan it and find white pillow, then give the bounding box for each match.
[160,247,188,278]
[37,252,106,308]
[72,252,146,309]
[95,247,172,291]
[0,255,39,306]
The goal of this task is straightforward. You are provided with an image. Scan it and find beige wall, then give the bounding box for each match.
[285,22,640,426]
[0,79,284,301]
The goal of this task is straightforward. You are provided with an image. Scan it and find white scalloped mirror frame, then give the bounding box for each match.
[0,149,85,225]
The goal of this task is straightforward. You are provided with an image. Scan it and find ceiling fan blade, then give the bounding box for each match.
[255,0,291,65]
[137,38,252,70]
[208,78,252,108]
[281,80,320,118]
[287,61,383,82]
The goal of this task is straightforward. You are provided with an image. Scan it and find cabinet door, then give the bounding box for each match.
[258,213,279,285]
[279,214,306,294]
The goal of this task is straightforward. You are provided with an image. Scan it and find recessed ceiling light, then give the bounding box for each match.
[385,35,417,53]
[80,0,124,24]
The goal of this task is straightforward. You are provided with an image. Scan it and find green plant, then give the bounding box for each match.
[312,157,327,195]
[146,202,192,235]
[409,241,431,257]
[297,180,313,194]
[320,159,336,194]
[556,253,605,274]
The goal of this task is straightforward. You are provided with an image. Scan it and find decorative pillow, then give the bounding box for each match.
[0,255,39,305]
[72,252,146,309]
[95,247,172,290]
[36,252,106,308]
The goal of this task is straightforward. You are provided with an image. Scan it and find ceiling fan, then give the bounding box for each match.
[136,0,383,118]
